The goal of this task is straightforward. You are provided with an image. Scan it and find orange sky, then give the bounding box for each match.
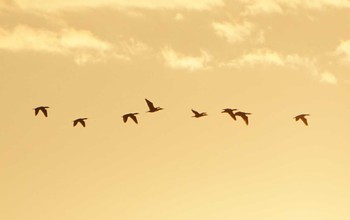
[1,1,350,220]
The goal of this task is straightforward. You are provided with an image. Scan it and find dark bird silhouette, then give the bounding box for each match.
[191,109,207,118]
[123,113,139,124]
[294,114,310,126]
[145,99,163,112]
[34,106,49,117]
[221,108,237,120]
[73,118,88,127]
[235,111,251,125]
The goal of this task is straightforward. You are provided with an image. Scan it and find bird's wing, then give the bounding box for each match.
[241,115,249,125]
[301,117,308,126]
[73,120,78,127]
[123,115,128,123]
[80,120,86,127]
[42,108,48,117]
[34,108,39,116]
[145,99,155,110]
[191,109,200,116]
[236,113,249,125]
[228,112,236,120]
[130,115,138,124]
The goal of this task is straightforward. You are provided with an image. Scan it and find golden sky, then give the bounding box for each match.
[1,0,350,219]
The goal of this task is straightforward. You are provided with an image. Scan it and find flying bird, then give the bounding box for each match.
[145,99,163,112]
[123,113,139,124]
[34,106,49,117]
[235,111,251,125]
[221,108,237,120]
[294,114,310,126]
[191,109,207,118]
[73,118,88,127]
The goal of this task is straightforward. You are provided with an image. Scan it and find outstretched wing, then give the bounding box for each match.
[240,114,249,125]
[228,111,236,120]
[300,117,308,126]
[73,120,78,127]
[80,120,86,127]
[41,108,48,117]
[236,112,249,125]
[34,108,39,116]
[130,115,138,124]
[191,109,200,116]
[123,115,128,123]
[145,99,155,110]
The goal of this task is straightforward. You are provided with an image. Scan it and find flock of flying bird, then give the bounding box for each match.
[33,98,311,127]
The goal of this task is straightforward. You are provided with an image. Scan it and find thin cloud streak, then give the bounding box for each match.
[240,0,350,15]
[221,49,338,84]
[336,40,350,64]
[221,49,311,67]
[212,21,255,44]
[161,47,211,71]
[8,0,224,11]
[0,25,151,65]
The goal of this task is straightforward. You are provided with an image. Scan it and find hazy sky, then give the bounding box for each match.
[1,1,350,220]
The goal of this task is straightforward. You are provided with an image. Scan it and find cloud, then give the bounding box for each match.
[240,0,350,15]
[222,49,311,67]
[336,40,350,63]
[0,25,150,65]
[221,49,338,84]
[161,47,211,71]
[10,0,224,11]
[212,21,255,44]
[118,38,151,56]
[175,13,184,21]
[320,72,338,85]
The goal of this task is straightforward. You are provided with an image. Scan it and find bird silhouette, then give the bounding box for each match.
[235,111,251,125]
[34,106,49,117]
[294,114,310,126]
[123,113,139,124]
[145,99,163,112]
[191,109,207,118]
[221,108,237,120]
[73,118,88,127]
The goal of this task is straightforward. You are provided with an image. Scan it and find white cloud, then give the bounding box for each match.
[0,25,146,65]
[222,49,312,67]
[175,13,184,21]
[11,0,224,11]
[320,72,338,85]
[161,47,211,71]
[242,0,283,15]
[118,38,151,56]
[240,0,350,15]
[221,48,337,84]
[336,40,350,63]
[212,21,254,44]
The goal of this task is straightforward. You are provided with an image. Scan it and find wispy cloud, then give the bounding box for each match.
[212,21,255,44]
[161,47,211,71]
[320,71,338,84]
[240,0,350,15]
[221,49,338,84]
[118,38,151,56]
[10,0,224,11]
[336,40,350,64]
[0,25,151,65]
[175,13,184,21]
[222,49,311,67]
